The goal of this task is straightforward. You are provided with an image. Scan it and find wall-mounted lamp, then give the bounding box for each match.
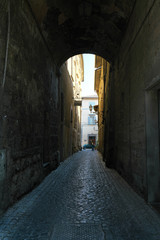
[89,104,92,112]
[94,66,102,71]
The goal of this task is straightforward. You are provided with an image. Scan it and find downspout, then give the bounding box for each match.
[2,0,10,89]
[0,0,10,210]
[103,73,106,162]
[0,0,11,140]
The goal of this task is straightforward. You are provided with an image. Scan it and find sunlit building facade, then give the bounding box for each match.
[81,95,98,147]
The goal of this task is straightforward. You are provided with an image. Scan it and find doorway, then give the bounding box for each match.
[88,135,96,145]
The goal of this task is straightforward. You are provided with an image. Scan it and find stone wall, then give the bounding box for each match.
[111,0,160,201]
[67,55,83,153]
[60,63,73,160]
[0,0,60,213]
[94,57,111,157]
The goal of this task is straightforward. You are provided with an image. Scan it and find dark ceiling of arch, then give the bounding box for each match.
[29,0,136,66]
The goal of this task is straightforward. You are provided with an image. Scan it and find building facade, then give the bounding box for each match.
[94,56,110,155]
[67,55,84,153]
[81,95,98,147]
[60,55,84,160]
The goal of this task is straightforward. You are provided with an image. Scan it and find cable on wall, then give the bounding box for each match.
[2,0,10,88]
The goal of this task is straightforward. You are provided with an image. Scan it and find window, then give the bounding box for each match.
[88,115,96,125]
[89,101,95,106]
[88,136,96,145]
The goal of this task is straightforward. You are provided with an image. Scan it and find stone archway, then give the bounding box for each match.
[29,0,136,65]
[1,0,160,214]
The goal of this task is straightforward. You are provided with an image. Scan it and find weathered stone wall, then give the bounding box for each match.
[60,63,73,160]
[103,63,113,166]
[60,55,83,159]
[97,69,105,155]
[0,0,60,213]
[66,55,83,153]
[94,57,110,156]
[111,0,160,201]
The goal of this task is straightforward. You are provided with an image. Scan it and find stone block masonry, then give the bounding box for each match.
[0,0,60,214]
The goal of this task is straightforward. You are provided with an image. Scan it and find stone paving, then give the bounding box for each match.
[0,150,160,240]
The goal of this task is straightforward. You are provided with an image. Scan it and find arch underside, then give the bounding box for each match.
[29,0,135,65]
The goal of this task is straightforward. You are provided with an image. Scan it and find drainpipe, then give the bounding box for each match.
[2,0,10,89]
[0,0,10,144]
[103,72,106,162]
[0,0,10,210]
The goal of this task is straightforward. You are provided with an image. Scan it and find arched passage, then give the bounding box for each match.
[29,0,135,65]
[0,0,160,214]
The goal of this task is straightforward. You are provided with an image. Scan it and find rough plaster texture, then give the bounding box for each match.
[60,56,83,160]
[112,0,160,201]
[60,63,73,160]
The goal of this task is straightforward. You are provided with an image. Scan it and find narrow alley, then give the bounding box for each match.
[0,150,159,240]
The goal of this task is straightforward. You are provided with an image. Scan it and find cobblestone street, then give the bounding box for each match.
[0,150,160,240]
